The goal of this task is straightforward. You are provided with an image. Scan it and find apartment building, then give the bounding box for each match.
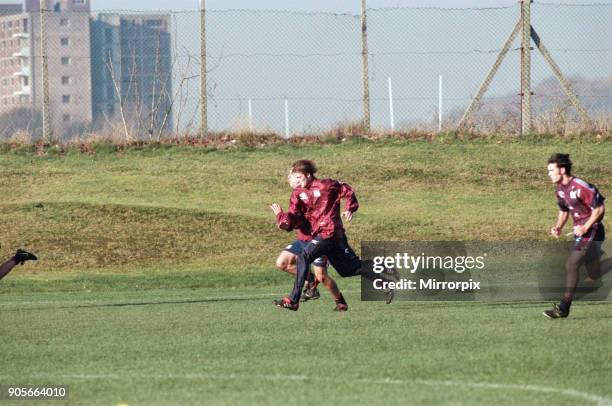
[0,1,172,137]
[0,0,92,136]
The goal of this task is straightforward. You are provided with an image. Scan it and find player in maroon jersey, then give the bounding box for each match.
[544,153,612,318]
[271,172,344,303]
[272,160,395,311]
[0,248,37,281]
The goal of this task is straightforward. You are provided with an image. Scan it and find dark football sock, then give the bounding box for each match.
[559,298,571,313]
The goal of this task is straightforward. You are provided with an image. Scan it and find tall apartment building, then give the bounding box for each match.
[91,13,172,134]
[0,0,92,137]
[0,1,172,138]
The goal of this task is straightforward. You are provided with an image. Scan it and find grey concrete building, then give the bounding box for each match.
[0,0,92,137]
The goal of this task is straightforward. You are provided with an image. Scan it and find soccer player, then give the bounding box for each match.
[273,160,395,311]
[0,248,38,281]
[544,153,612,319]
[271,172,324,301]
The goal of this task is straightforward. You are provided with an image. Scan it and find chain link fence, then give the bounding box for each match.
[0,2,610,141]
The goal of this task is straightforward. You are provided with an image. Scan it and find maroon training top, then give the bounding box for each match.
[284,178,359,239]
[555,176,605,226]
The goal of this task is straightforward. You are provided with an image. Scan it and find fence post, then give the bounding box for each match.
[284,98,290,138]
[200,0,208,138]
[360,0,370,132]
[40,0,51,143]
[387,77,394,132]
[520,0,532,135]
[438,75,443,132]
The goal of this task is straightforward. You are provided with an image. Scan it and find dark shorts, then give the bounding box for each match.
[300,234,361,277]
[573,223,605,255]
[284,240,327,268]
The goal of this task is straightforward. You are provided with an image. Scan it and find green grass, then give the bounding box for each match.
[1,285,611,405]
[1,138,611,404]
[1,138,611,279]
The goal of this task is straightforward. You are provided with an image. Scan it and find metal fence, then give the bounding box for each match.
[0,1,610,141]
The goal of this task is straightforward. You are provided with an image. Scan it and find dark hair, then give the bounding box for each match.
[291,160,317,176]
[548,153,572,175]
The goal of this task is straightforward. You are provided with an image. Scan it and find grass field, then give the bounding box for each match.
[1,137,611,405]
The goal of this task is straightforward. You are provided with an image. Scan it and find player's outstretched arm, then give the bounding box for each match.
[338,181,359,222]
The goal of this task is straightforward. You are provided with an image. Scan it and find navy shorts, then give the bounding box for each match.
[284,240,328,268]
[573,223,605,257]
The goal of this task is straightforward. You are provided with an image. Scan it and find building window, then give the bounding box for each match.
[62,114,71,122]
[60,37,69,46]
[61,57,71,65]
[73,0,86,4]
[59,18,69,27]
[23,18,27,33]
[61,76,71,85]
[23,77,28,86]
[62,95,71,103]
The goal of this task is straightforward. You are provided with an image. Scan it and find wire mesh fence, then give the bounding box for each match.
[0,1,610,141]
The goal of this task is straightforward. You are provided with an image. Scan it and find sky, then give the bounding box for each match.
[84,0,606,133]
[90,0,604,12]
[1,0,602,11]
[5,0,607,132]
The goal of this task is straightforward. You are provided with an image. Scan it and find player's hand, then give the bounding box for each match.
[343,210,353,222]
[573,225,588,237]
[270,203,283,216]
[550,226,561,238]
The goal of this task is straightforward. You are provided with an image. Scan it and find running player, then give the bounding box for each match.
[544,153,612,318]
[0,248,38,281]
[271,172,324,301]
[273,160,395,311]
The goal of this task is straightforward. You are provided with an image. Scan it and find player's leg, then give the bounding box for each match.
[545,226,608,318]
[275,250,297,275]
[275,236,334,310]
[278,240,319,296]
[301,256,326,302]
[584,229,611,280]
[594,256,612,278]
[313,261,347,311]
[0,249,38,281]
[544,247,586,319]
[327,234,397,304]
